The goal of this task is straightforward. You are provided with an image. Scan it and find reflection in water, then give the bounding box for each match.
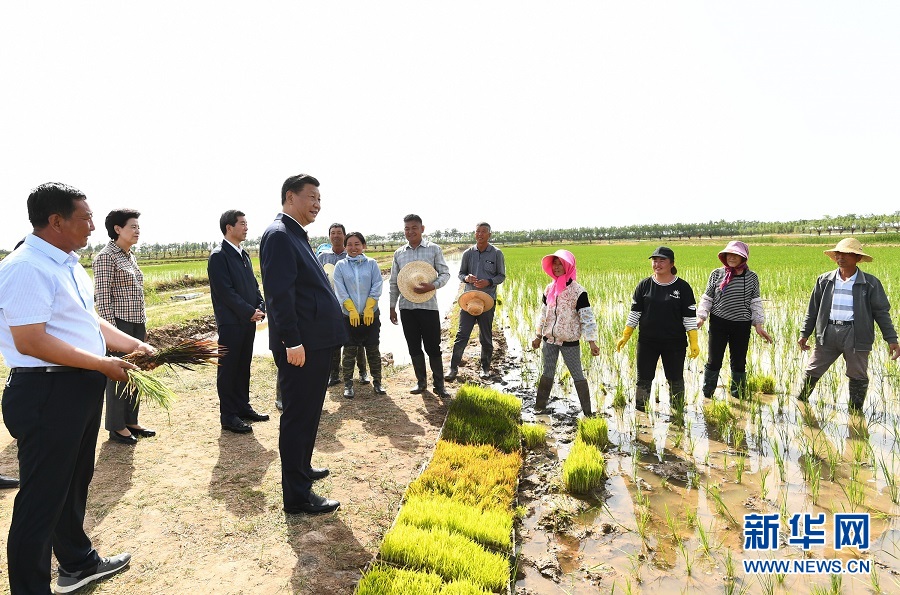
[251,255,463,365]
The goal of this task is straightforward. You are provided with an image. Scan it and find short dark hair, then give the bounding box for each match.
[328,223,346,235]
[476,222,491,232]
[27,183,86,229]
[346,231,366,245]
[105,209,141,240]
[403,214,422,225]
[281,174,320,205]
[219,210,245,235]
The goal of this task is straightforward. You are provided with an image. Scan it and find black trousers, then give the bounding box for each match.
[706,314,752,374]
[3,369,106,594]
[216,322,256,423]
[450,308,494,368]
[400,309,442,358]
[636,338,686,384]
[273,345,333,507]
[105,318,145,431]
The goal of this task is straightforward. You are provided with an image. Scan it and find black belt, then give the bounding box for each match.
[829,320,853,326]
[10,366,83,374]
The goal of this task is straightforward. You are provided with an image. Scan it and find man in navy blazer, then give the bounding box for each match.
[208,210,269,433]
[260,174,348,515]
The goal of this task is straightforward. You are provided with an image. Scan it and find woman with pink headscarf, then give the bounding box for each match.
[531,249,600,415]
[696,241,772,400]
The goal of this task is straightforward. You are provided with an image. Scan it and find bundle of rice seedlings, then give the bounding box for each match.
[124,339,224,371]
[747,373,776,395]
[577,417,609,449]
[125,369,178,411]
[562,437,605,494]
[397,493,513,550]
[521,423,547,449]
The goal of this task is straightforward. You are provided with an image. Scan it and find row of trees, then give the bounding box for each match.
[5,212,898,261]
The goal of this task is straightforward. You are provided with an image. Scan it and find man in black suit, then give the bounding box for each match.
[260,174,348,515]
[208,210,269,433]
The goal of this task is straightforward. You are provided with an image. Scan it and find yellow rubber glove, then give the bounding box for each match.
[363,297,377,326]
[344,299,360,327]
[615,327,634,352]
[688,329,700,359]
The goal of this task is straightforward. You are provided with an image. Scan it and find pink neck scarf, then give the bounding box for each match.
[542,250,577,305]
[720,263,748,292]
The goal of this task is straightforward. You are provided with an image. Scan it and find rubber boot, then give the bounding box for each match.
[357,347,370,384]
[342,345,358,383]
[328,348,342,386]
[730,371,747,400]
[574,380,593,416]
[668,379,686,413]
[535,376,553,410]
[410,355,428,394]
[367,346,386,395]
[797,375,819,403]
[447,339,464,382]
[480,350,493,379]
[848,378,869,414]
[702,365,719,399]
[343,381,355,399]
[430,356,450,398]
[635,379,652,412]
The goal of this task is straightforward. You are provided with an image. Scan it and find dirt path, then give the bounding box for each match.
[0,347,454,593]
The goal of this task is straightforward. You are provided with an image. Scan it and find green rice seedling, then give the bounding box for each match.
[757,572,775,595]
[671,430,684,450]
[840,471,866,510]
[443,385,521,453]
[760,467,770,499]
[735,453,746,484]
[703,400,736,434]
[704,483,738,527]
[697,520,714,558]
[878,456,899,504]
[685,508,698,528]
[577,416,609,448]
[678,541,693,576]
[724,550,735,582]
[748,373,776,395]
[770,436,786,482]
[520,423,547,450]
[124,369,178,411]
[612,381,627,408]
[562,437,605,493]
[809,461,822,504]
[408,442,521,510]
[379,524,509,591]
[439,580,494,595]
[356,563,492,594]
[396,494,513,550]
[663,504,681,545]
[871,564,882,593]
[824,440,841,481]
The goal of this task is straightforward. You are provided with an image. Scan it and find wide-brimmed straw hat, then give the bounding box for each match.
[824,238,873,263]
[718,241,749,266]
[458,290,494,316]
[397,260,438,303]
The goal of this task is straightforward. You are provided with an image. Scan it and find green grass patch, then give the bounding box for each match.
[521,423,547,449]
[562,437,606,494]
[577,417,609,449]
[397,494,512,550]
[442,384,522,453]
[408,442,521,511]
[356,563,492,594]
[379,524,509,591]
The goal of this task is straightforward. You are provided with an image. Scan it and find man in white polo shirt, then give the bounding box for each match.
[797,238,899,412]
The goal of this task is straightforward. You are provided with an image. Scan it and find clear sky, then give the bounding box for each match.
[2,2,898,250]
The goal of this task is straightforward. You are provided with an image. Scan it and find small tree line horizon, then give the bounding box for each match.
[4,211,899,261]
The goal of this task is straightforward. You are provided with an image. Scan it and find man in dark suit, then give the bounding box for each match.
[260,174,348,515]
[208,210,269,433]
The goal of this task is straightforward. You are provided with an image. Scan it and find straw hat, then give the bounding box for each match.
[824,238,873,263]
[458,290,494,316]
[322,263,336,288]
[397,260,438,303]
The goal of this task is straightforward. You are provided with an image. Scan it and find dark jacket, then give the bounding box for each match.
[208,241,265,326]
[260,213,348,352]
[801,268,897,351]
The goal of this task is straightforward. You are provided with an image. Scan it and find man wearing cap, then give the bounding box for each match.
[317,222,368,387]
[389,214,451,397]
[797,238,899,412]
[260,174,348,515]
[0,183,155,593]
[446,222,506,381]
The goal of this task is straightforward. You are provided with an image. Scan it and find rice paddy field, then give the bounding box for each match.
[502,241,900,594]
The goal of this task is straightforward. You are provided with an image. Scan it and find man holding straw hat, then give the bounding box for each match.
[797,237,899,412]
[446,222,505,381]
[389,214,451,397]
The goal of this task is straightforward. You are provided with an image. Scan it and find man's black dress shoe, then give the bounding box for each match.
[109,431,137,445]
[308,467,330,481]
[444,369,458,382]
[284,492,340,515]
[327,375,341,387]
[222,418,253,434]
[126,426,156,438]
[0,475,19,489]
[239,409,270,422]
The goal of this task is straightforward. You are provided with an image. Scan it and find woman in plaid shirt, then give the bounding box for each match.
[93,209,155,444]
